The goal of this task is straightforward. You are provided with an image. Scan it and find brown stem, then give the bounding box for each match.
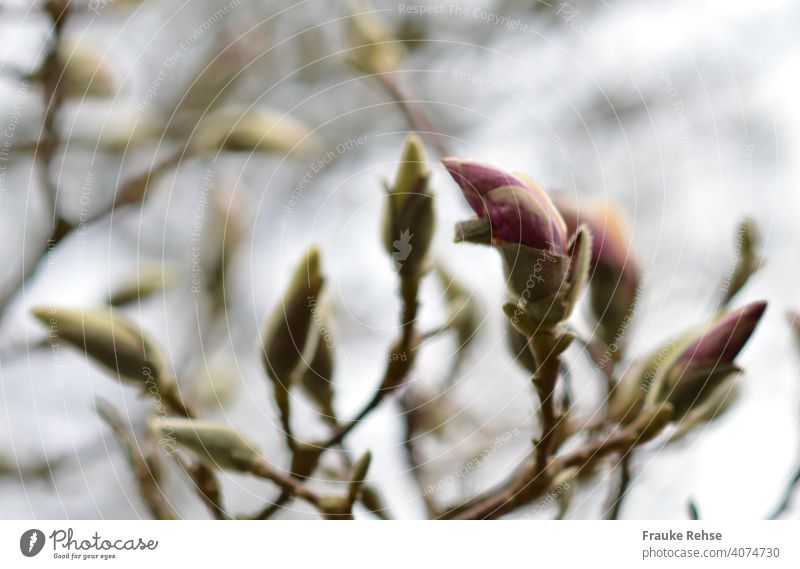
[603,451,633,520]
[95,398,176,520]
[444,413,654,520]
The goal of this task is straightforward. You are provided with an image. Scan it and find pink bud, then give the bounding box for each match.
[680,301,767,366]
[553,195,639,292]
[442,157,567,253]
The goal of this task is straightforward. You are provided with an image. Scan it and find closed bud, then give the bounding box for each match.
[108,266,173,306]
[611,301,766,423]
[31,305,170,389]
[553,195,640,350]
[152,417,260,471]
[788,310,800,350]
[59,37,118,98]
[318,495,353,520]
[261,247,325,383]
[346,0,405,75]
[443,158,567,253]
[191,106,317,156]
[290,441,324,479]
[383,135,435,277]
[347,450,372,505]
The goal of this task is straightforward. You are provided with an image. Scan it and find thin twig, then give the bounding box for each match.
[603,452,632,520]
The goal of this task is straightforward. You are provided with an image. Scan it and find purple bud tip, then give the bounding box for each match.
[442,157,567,253]
[681,300,767,366]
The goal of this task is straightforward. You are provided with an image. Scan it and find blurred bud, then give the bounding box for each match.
[553,195,640,349]
[261,247,325,382]
[299,323,336,424]
[676,301,766,369]
[290,441,324,480]
[318,495,353,520]
[152,418,260,471]
[108,266,173,307]
[443,158,567,253]
[435,262,482,372]
[721,218,762,306]
[347,450,372,506]
[31,305,170,388]
[346,1,405,75]
[382,135,435,278]
[191,106,317,156]
[58,37,117,99]
[661,301,766,417]
[261,248,325,432]
[611,301,766,423]
[65,104,162,151]
[787,310,800,350]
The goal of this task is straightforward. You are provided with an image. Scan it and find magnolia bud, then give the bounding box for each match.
[553,195,640,349]
[107,266,173,306]
[31,305,170,388]
[611,301,766,423]
[347,450,372,506]
[442,158,567,253]
[261,247,325,383]
[191,106,316,156]
[382,135,435,278]
[152,418,260,471]
[261,248,325,432]
[788,310,800,350]
[346,0,405,75]
[290,441,324,480]
[59,37,118,98]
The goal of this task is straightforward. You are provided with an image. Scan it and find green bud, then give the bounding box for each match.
[191,106,317,156]
[382,135,435,277]
[32,305,170,389]
[108,266,173,306]
[261,247,325,385]
[346,0,405,75]
[59,37,117,98]
[153,417,260,471]
[347,450,372,505]
[290,441,324,479]
[318,495,353,520]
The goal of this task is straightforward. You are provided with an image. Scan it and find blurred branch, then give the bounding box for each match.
[95,399,176,520]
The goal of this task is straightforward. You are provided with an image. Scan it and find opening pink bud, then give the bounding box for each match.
[442,157,567,253]
[680,301,767,366]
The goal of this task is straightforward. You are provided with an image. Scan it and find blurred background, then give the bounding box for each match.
[0,0,799,519]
